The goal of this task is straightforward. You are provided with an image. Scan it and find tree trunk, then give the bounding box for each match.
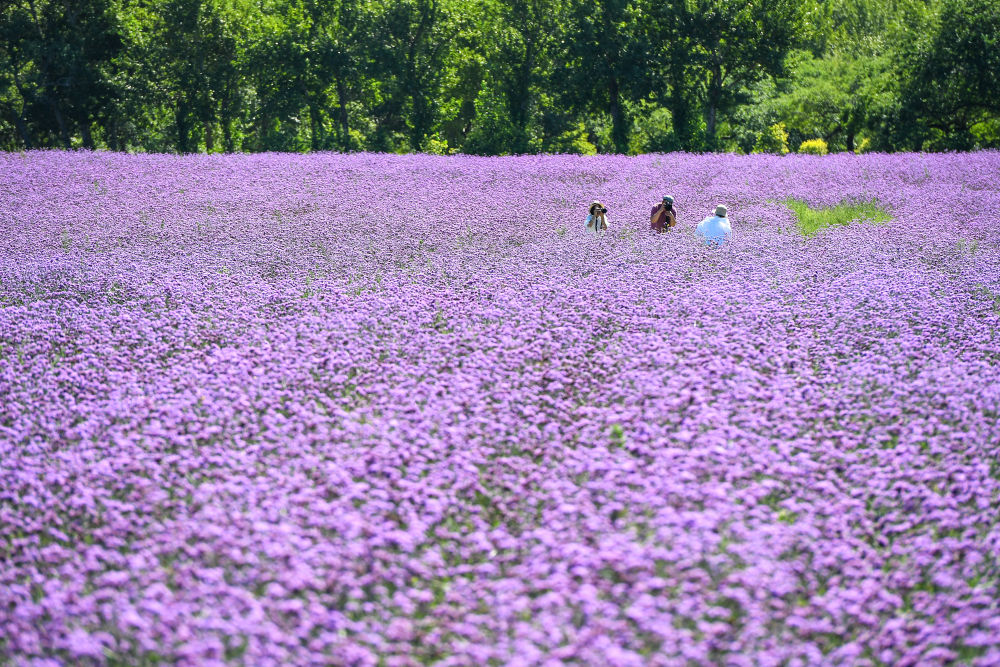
[205,121,214,152]
[256,112,270,152]
[81,121,94,149]
[51,98,71,148]
[309,100,321,151]
[705,104,717,148]
[509,25,535,154]
[176,102,190,152]
[8,80,35,150]
[508,70,530,153]
[671,95,690,150]
[14,113,33,149]
[410,76,428,152]
[108,118,121,151]
[222,117,234,153]
[335,75,350,150]
[705,68,721,150]
[8,70,34,148]
[609,76,627,154]
[668,51,694,151]
[670,83,694,151]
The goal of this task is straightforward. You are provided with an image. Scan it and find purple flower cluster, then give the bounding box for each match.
[1,150,999,666]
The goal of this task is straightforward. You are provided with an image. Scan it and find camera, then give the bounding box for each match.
[598,206,607,214]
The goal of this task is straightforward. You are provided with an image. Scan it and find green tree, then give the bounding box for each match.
[138,0,249,152]
[246,0,370,152]
[0,0,122,148]
[368,0,466,152]
[464,0,563,154]
[248,2,319,151]
[0,0,997,154]
[654,0,815,150]
[324,0,369,150]
[752,121,789,153]
[559,0,649,153]
[767,50,892,152]
[0,2,36,148]
[898,0,1000,149]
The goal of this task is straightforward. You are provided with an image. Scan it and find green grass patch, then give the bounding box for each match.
[783,198,892,237]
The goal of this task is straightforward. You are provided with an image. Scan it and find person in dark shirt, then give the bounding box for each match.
[650,195,677,233]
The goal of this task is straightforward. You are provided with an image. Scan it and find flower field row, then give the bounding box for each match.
[1,150,999,665]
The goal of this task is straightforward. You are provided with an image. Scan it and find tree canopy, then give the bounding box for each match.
[1,0,996,153]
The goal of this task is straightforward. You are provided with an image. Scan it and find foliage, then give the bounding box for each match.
[895,0,1000,150]
[0,0,997,153]
[798,138,828,155]
[557,0,655,153]
[753,122,790,154]
[629,103,676,154]
[668,0,816,150]
[766,50,892,153]
[0,0,123,149]
[545,120,597,155]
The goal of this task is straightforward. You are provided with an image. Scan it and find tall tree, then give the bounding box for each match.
[0,0,122,148]
[0,0,996,154]
[246,0,367,152]
[654,0,813,150]
[489,0,562,152]
[0,1,36,148]
[323,0,368,150]
[248,2,318,151]
[141,0,247,152]
[560,0,648,153]
[898,0,1000,149]
[766,51,892,152]
[369,0,464,151]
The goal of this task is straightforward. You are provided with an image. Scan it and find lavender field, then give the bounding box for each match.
[2,150,999,666]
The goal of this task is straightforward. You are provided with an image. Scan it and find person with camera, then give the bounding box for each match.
[586,201,610,237]
[650,195,677,233]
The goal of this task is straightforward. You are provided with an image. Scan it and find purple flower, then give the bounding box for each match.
[1,149,998,665]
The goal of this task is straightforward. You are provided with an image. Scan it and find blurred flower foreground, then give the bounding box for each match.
[1,151,999,666]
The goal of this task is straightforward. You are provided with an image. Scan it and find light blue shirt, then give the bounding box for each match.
[696,215,731,246]
[585,214,610,236]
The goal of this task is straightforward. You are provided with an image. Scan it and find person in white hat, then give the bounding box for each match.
[696,204,731,246]
[585,200,610,237]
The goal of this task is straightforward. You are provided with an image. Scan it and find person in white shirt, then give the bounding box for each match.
[585,201,610,237]
[696,204,732,246]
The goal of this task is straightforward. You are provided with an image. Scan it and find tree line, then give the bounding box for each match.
[1,0,997,155]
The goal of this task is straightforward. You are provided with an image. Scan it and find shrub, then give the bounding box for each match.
[547,122,598,155]
[424,134,453,155]
[630,105,676,154]
[462,88,519,155]
[798,138,829,155]
[753,123,790,154]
